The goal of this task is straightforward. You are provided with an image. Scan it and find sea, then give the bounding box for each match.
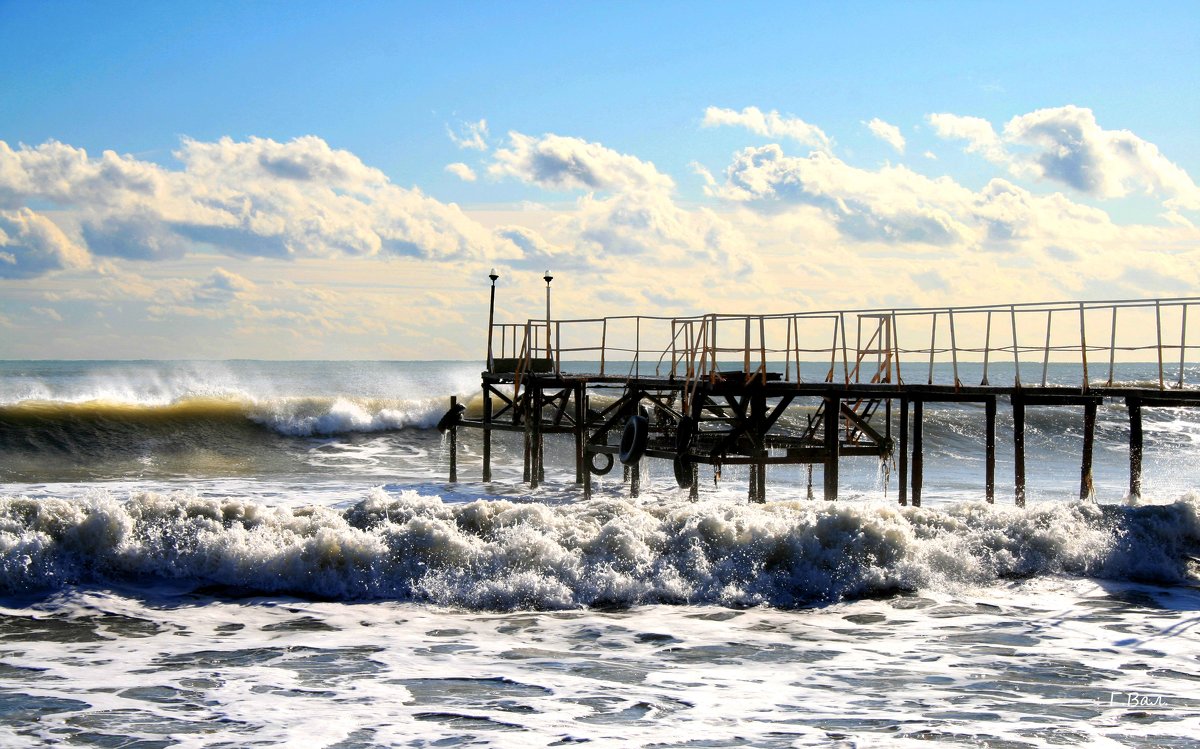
[1,359,1198,748]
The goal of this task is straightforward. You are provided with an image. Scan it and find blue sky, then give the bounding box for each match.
[1,1,1198,358]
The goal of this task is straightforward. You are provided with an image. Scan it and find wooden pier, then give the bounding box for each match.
[443,289,1199,504]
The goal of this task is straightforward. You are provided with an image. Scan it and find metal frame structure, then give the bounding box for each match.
[449,295,1199,505]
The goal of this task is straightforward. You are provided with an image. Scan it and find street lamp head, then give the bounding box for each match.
[489,267,499,283]
[543,269,553,285]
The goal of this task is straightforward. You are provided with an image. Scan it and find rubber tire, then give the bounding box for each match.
[618,414,649,466]
[589,451,615,476]
[675,416,696,452]
[673,453,694,489]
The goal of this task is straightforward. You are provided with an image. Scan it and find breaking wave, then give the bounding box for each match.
[0,395,450,444]
[2,489,1197,609]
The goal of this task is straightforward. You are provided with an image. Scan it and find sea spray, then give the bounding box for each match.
[3,489,1198,608]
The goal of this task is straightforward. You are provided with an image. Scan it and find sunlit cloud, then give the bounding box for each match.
[702,106,832,152]
[1,104,1197,359]
[445,162,477,181]
[0,135,515,273]
[931,105,1200,210]
[447,118,489,151]
[927,113,1008,163]
[489,132,674,192]
[866,118,905,154]
[0,207,91,278]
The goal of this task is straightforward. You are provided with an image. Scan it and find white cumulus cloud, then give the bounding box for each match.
[927,113,1008,163]
[1004,105,1200,209]
[0,135,522,275]
[0,207,90,278]
[931,105,1200,211]
[866,118,905,154]
[489,132,675,193]
[710,144,973,246]
[447,119,489,151]
[445,162,477,182]
[702,106,832,152]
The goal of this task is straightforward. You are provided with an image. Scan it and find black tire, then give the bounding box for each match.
[675,415,696,452]
[618,414,649,465]
[673,453,694,489]
[589,451,615,476]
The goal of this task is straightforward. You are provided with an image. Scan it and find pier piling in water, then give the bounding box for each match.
[1129,397,1143,500]
[985,396,996,504]
[911,400,923,508]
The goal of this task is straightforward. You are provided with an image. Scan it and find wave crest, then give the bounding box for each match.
[3,490,1197,609]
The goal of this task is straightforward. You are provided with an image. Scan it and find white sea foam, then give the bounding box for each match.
[3,489,1197,608]
[2,582,1198,748]
[247,396,448,436]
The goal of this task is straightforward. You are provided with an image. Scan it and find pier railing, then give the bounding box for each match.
[490,297,1199,390]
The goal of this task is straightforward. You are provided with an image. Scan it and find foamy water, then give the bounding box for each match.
[2,360,1199,747]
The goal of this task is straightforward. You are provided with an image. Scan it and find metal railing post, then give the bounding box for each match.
[1011,305,1021,386]
[1079,302,1088,389]
[982,310,993,386]
[1156,300,1165,390]
[928,312,938,385]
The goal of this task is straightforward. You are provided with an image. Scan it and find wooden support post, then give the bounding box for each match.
[751,389,767,503]
[530,389,540,489]
[985,396,996,504]
[582,397,593,500]
[1128,397,1143,500]
[898,398,909,506]
[536,389,545,484]
[448,395,458,483]
[522,392,531,484]
[823,395,839,501]
[1081,400,1097,499]
[1013,394,1026,507]
[806,464,814,500]
[911,400,923,508]
[630,460,641,498]
[574,384,586,486]
[482,387,493,483]
[540,412,549,482]
[689,462,699,501]
[757,456,767,502]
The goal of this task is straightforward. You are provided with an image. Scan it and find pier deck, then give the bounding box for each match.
[445,293,1200,504]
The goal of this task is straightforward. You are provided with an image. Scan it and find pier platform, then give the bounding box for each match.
[444,291,1199,505]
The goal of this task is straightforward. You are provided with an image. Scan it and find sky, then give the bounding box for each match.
[1,0,1198,360]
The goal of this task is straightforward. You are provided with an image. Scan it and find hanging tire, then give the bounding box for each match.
[673,453,694,489]
[618,415,649,465]
[589,451,615,476]
[675,415,696,452]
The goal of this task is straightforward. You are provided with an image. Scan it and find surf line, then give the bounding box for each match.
[443,279,1200,505]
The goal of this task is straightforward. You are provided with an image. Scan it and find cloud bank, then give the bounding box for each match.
[1,104,1197,358]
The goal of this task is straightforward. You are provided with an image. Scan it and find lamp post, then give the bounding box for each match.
[543,269,553,361]
[486,268,499,372]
